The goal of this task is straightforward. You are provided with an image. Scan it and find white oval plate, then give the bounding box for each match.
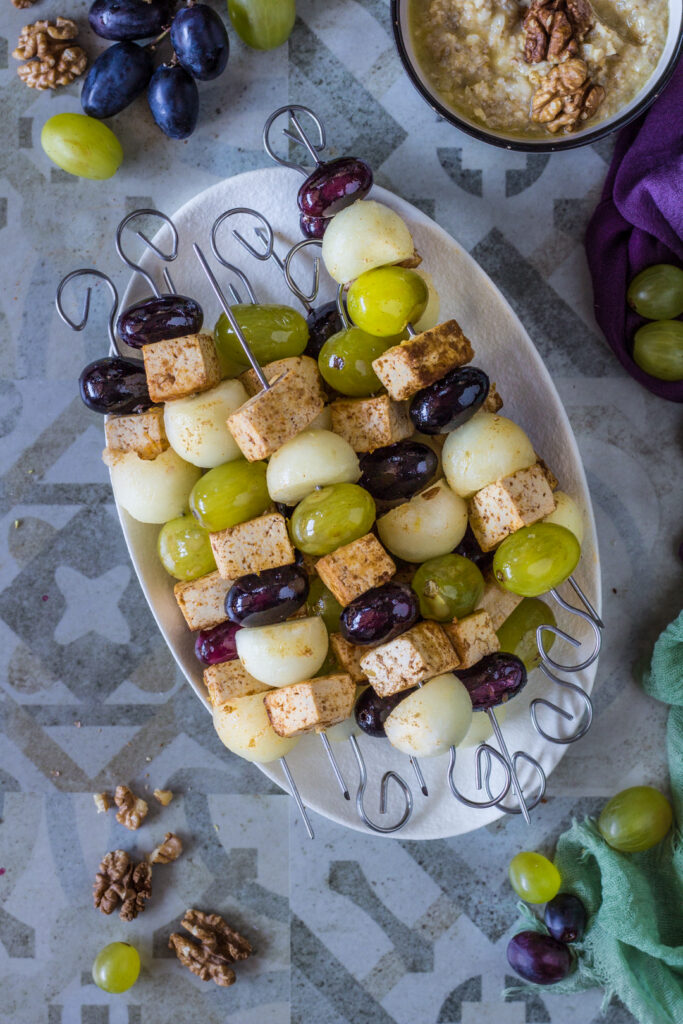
[117,166,601,839]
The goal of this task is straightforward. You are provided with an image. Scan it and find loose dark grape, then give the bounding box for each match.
[340,582,419,646]
[355,687,413,737]
[148,64,199,140]
[544,894,587,944]
[300,213,328,239]
[298,157,373,219]
[195,620,241,665]
[457,651,527,710]
[79,356,151,414]
[359,441,437,501]
[171,4,229,81]
[305,301,343,359]
[81,42,154,119]
[89,0,171,40]
[507,931,572,985]
[454,523,494,573]
[117,295,203,348]
[409,366,490,435]
[225,565,309,628]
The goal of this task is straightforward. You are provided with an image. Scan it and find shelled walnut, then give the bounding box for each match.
[12,0,38,8]
[149,832,183,865]
[114,784,149,830]
[169,909,252,987]
[531,59,605,133]
[93,850,152,922]
[523,0,594,63]
[13,17,87,90]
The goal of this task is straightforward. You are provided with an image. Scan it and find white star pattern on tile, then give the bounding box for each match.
[53,564,131,645]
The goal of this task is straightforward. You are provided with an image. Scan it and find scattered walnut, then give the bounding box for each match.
[12,0,37,8]
[115,785,149,831]
[149,832,183,865]
[93,792,112,814]
[482,382,503,413]
[168,934,237,987]
[13,17,87,90]
[523,0,594,63]
[120,861,153,922]
[93,850,152,921]
[531,59,605,133]
[169,909,252,987]
[153,788,174,806]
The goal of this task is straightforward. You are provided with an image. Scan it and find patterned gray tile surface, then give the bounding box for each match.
[1,1,680,1021]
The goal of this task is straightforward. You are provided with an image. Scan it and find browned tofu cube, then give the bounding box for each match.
[443,610,500,670]
[204,661,270,708]
[173,570,232,631]
[372,320,474,401]
[536,455,559,491]
[330,634,377,683]
[142,333,221,403]
[105,407,168,460]
[360,621,460,697]
[482,382,503,413]
[475,574,523,630]
[329,395,412,453]
[210,512,295,579]
[238,355,324,400]
[315,534,395,606]
[263,673,356,737]
[468,464,556,552]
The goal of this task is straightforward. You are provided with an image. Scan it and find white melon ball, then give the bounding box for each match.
[266,429,360,505]
[459,702,508,747]
[106,446,201,524]
[543,491,584,544]
[384,673,473,757]
[322,200,415,283]
[377,479,467,562]
[213,693,298,763]
[164,379,248,468]
[442,412,536,498]
[413,270,440,332]
[236,616,329,687]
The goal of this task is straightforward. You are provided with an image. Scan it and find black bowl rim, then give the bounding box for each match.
[391,0,683,152]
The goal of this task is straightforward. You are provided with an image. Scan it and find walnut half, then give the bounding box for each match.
[531,59,606,134]
[115,785,149,831]
[523,0,594,64]
[93,850,152,922]
[13,17,87,90]
[169,909,252,987]
[149,832,183,865]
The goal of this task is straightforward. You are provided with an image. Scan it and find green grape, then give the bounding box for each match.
[214,304,308,369]
[598,786,673,852]
[496,598,556,672]
[92,942,140,993]
[318,327,392,397]
[627,264,683,320]
[493,524,580,598]
[411,554,484,622]
[190,459,270,532]
[290,483,376,556]
[347,267,429,337]
[508,852,561,904]
[227,0,296,48]
[633,320,683,382]
[307,576,344,633]
[158,515,216,580]
[41,114,123,180]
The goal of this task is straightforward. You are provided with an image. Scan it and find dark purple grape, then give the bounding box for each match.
[117,295,203,348]
[507,931,572,985]
[544,894,587,944]
[457,652,527,710]
[148,64,199,140]
[81,41,154,118]
[341,582,419,646]
[195,620,241,665]
[454,523,494,573]
[79,356,151,414]
[359,442,437,501]
[89,0,171,40]
[355,687,413,737]
[305,301,343,358]
[225,565,309,628]
[170,4,229,81]
[300,212,328,239]
[409,366,490,435]
[298,157,373,219]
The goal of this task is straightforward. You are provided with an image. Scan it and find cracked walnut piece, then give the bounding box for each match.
[93,850,152,922]
[523,0,594,63]
[115,785,149,830]
[169,909,252,987]
[12,0,37,8]
[531,59,606,133]
[149,832,183,865]
[13,18,87,90]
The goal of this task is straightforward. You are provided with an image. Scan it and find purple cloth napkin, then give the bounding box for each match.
[585,59,683,403]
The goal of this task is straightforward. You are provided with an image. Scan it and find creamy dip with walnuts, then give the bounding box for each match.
[409,0,668,138]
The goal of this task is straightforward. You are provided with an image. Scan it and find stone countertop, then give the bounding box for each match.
[1,1,680,1022]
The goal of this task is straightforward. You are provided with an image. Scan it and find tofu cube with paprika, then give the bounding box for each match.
[173,570,233,631]
[442,610,500,670]
[360,621,460,697]
[204,661,270,708]
[263,673,356,738]
[142,333,221,403]
[105,407,168,460]
[329,394,412,453]
[330,633,376,683]
[209,512,295,579]
[238,355,324,399]
[316,534,395,607]
[468,463,556,552]
[372,320,474,401]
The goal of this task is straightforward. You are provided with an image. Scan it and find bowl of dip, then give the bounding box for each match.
[392,0,683,150]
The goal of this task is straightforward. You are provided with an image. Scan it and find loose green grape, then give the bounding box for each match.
[307,576,344,633]
[493,524,580,598]
[347,267,429,337]
[633,320,683,382]
[190,459,270,532]
[41,114,123,180]
[411,554,484,622]
[509,852,561,903]
[227,0,296,48]
[92,942,140,993]
[158,515,216,580]
[214,304,308,368]
[318,327,392,397]
[627,264,683,320]
[290,483,376,556]
[598,786,673,852]
[496,598,556,672]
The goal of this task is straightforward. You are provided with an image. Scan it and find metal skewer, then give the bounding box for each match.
[263,104,326,177]
[349,736,413,834]
[56,269,123,358]
[115,208,180,298]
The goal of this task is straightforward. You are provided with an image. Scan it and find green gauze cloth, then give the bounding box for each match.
[506,610,683,1024]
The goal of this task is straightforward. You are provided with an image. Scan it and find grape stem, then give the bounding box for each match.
[146,25,171,50]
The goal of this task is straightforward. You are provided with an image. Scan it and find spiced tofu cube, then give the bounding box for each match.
[173,570,233,631]
[105,407,168,460]
[315,534,395,606]
[204,661,270,708]
[360,621,460,697]
[475,574,523,630]
[482,382,503,413]
[238,355,324,400]
[330,634,377,683]
[142,333,221,403]
[329,395,412,453]
[210,512,295,579]
[468,463,556,551]
[535,455,559,491]
[443,610,500,670]
[263,673,356,737]
[372,320,474,401]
